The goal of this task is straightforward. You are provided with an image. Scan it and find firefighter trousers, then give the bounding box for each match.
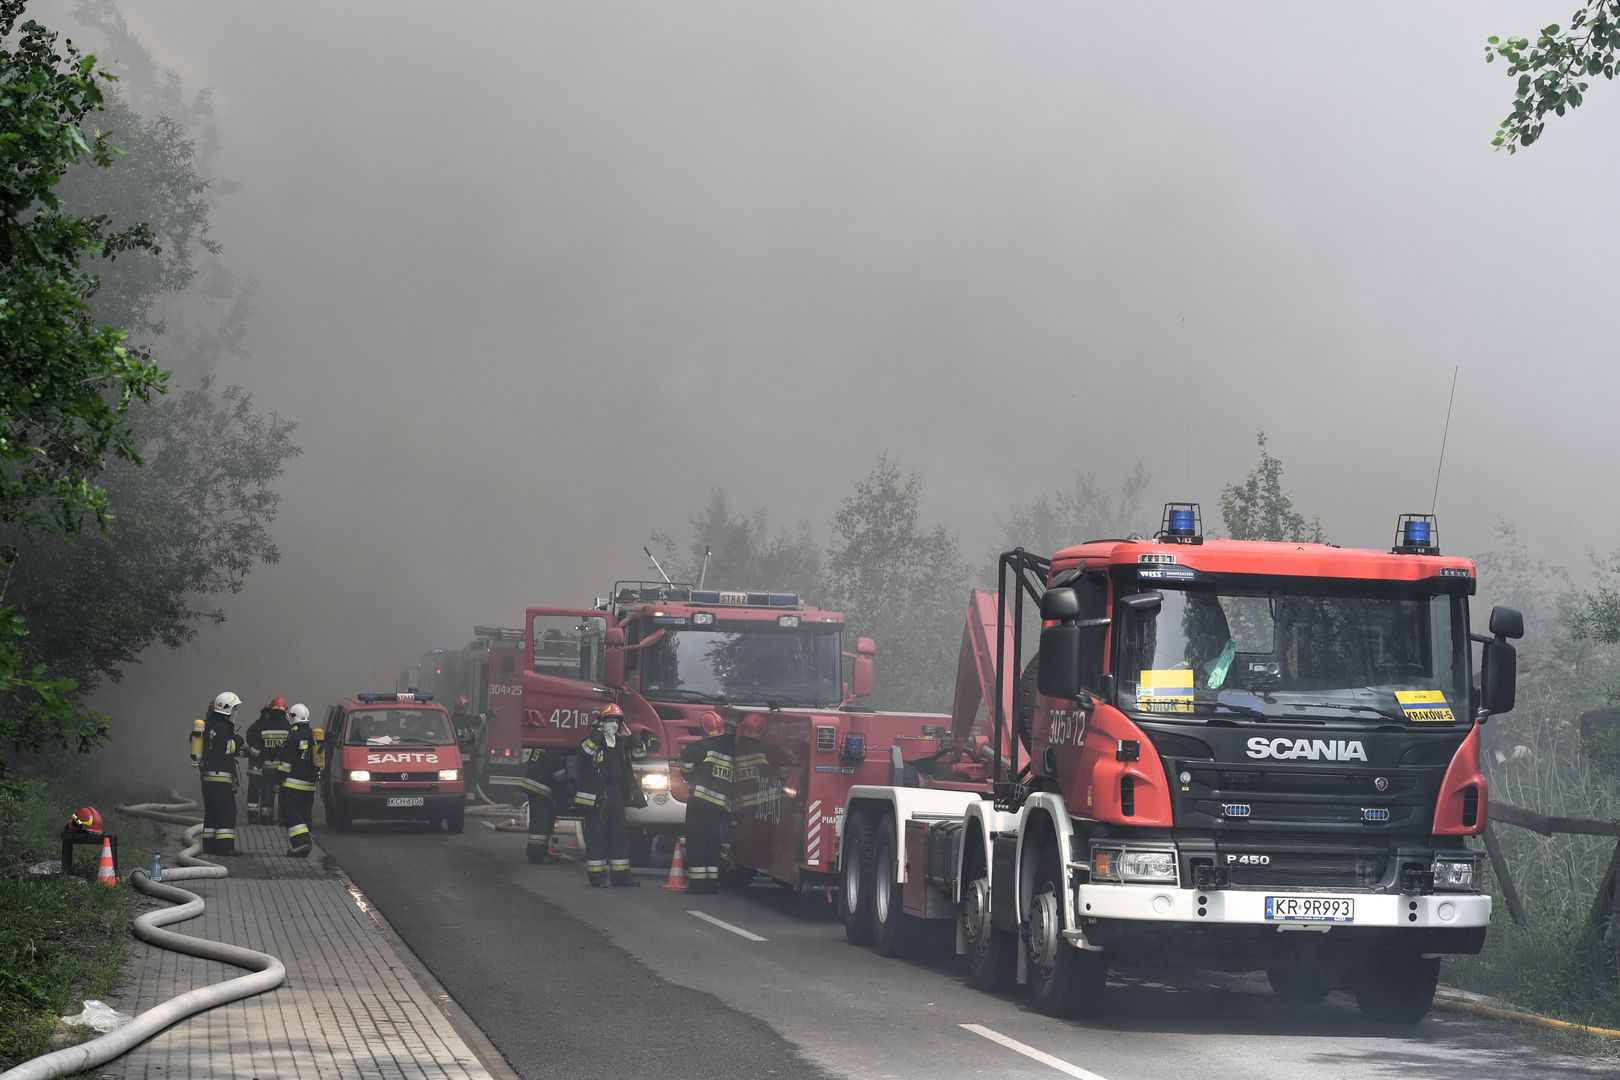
[245,767,264,814]
[526,792,558,861]
[200,776,237,854]
[685,802,726,890]
[581,787,630,884]
[280,787,314,855]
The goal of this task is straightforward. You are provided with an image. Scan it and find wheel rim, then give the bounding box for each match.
[876,842,894,925]
[844,844,861,911]
[1030,885,1062,977]
[964,876,992,956]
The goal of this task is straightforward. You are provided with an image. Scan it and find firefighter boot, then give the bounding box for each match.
[611,870,641,888]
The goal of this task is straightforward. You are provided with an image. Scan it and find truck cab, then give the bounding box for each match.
[320,692,467,833]
[521,582,873,860]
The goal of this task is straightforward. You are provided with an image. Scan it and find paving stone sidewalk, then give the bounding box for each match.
[106,816,495,1079]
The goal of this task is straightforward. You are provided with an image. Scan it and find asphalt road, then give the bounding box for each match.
[316,810,1612,1080]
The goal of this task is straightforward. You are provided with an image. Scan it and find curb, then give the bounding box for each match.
[1434,990,1620,1039]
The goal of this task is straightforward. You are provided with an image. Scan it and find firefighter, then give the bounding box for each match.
[196,692,243,856]
[679,710,734,894]
[451,694,487,799]
[278,703,319,857]
[245,697,291,825]
[521,745,571,864]
[574,703,652,887]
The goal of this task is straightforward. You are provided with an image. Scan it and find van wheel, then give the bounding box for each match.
[963,847,1015,991]
[1355,954,1439,1023]
[840,814,876,946]
[1026,841,1107,1017]
[872,815,915,957]
[332,805,352,833]
[446,807,465,834]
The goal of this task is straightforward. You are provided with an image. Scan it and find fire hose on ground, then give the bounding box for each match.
[0,798,287,1080]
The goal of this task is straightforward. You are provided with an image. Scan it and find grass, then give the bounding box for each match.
[1442,670,1620,1037]
[0,757,167,1069]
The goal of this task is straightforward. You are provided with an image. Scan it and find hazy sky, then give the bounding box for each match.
[32,2,1616,762]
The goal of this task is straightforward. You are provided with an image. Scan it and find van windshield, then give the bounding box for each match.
[345,708,454,745]
[1115,583,1468,725]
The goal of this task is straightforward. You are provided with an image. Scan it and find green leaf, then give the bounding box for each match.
[1489,35,1501,44]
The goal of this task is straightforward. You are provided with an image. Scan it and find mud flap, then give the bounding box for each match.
[991,833,1019,933]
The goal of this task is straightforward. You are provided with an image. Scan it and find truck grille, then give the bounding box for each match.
[1220,850,1388,890]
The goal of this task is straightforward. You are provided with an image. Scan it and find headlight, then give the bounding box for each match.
[640,771,669,791]
[438,769,459,781]
[1432,858,1477,890]
[1118,850,1177,883]
[1093,846,1177,884]
[348,770,371,782]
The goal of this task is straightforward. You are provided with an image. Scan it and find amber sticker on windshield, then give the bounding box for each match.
[1138,669,1194,713]
[1395,689,1456,723]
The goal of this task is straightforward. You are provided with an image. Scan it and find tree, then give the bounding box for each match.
[825,456,968,710]
[997,464,1150,562]
[1485,2,1620,151]
[0,1,167,780]
[1218,432,1325,543]
[650,490,822,597]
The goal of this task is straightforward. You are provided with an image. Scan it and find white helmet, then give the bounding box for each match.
[211,691,242,716]
[288,703,310,725]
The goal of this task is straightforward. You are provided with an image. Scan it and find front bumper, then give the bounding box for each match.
[627,789,687,829]
[1076,881,1491,930]
[335,790,464,822]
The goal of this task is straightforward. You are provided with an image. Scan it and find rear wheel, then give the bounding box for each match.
[963,847,1015,992]
[840,814,876,946]
[446,807,465,834]
[871,816,915,957]
[1354,954,1440,1023]
[1026,842,1107,1017]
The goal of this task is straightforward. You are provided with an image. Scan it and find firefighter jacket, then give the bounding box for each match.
[732,736,789,810]
[574,729,649,811]
[521,747,572,802]
[680,733,736,812]
[199,713,240,786]
[247,709,291,774]
[279,726,320,793]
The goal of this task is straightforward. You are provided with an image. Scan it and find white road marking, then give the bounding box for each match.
[959,1024,1111,1080]
[687,910,767,941]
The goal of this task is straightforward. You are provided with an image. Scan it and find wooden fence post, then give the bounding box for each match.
[1482,822,1528,929]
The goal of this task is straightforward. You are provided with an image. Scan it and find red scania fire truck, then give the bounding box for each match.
[750,506,1520,1024]
[520,581,951,864]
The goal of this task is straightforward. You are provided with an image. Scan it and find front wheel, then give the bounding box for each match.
[446,807,465,834]
[628,828,654,867]
[1026,842,1107,1017]
[871,816,914,958]
[840,815,876,946]
[1354,954,1439,1023]
[332,803,352,832]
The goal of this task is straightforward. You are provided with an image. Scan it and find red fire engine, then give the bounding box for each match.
[406,629,528,800]
[748,507,1520,1024]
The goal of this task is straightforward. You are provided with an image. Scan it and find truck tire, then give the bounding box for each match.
[628,828,654,867]
[963,846,1015,992]
[840,814,876,946]
[1354,954,1440,1023]
[332,803,352,833]
[446,807,465,834]
[1026,841,1106,1017]
[871,816,915,958]
[1267,962,1331,1001]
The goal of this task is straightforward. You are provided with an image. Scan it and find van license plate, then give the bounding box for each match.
[1265,896,1354,922]
[386,796,425,808]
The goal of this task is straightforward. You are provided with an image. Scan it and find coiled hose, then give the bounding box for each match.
[0,799,287,1080]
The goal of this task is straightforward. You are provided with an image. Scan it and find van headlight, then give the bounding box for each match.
[640,771,669,792]
[438,769,459,781]
[348,770,371,782]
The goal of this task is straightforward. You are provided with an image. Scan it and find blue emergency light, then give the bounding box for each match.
[1392,513,1439,555]
[1159,503,1203,544]
[840,733,865,762]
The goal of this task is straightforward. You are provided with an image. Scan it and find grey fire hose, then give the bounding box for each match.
[0,799,287,1080]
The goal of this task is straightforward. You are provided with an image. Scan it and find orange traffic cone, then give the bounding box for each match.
[663,838,688,891]
[95,837,117,888]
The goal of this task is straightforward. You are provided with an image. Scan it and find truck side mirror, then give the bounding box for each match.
[856,636,876,657]
[1480,639,1517,716]
[1040,587,1080,621]
[1037,619,1108,700]
[603,627,626,687]
[1489,605,1524,640]
[851,654,875,700]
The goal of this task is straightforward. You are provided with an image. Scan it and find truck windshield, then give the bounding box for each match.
[1115,584,1468,724]
[345,708,454,745]
[642,625,841,706]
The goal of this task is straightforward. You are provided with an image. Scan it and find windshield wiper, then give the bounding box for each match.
[1282,702,1406,724]
[649,688,730,704]
[760,695,831,711]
